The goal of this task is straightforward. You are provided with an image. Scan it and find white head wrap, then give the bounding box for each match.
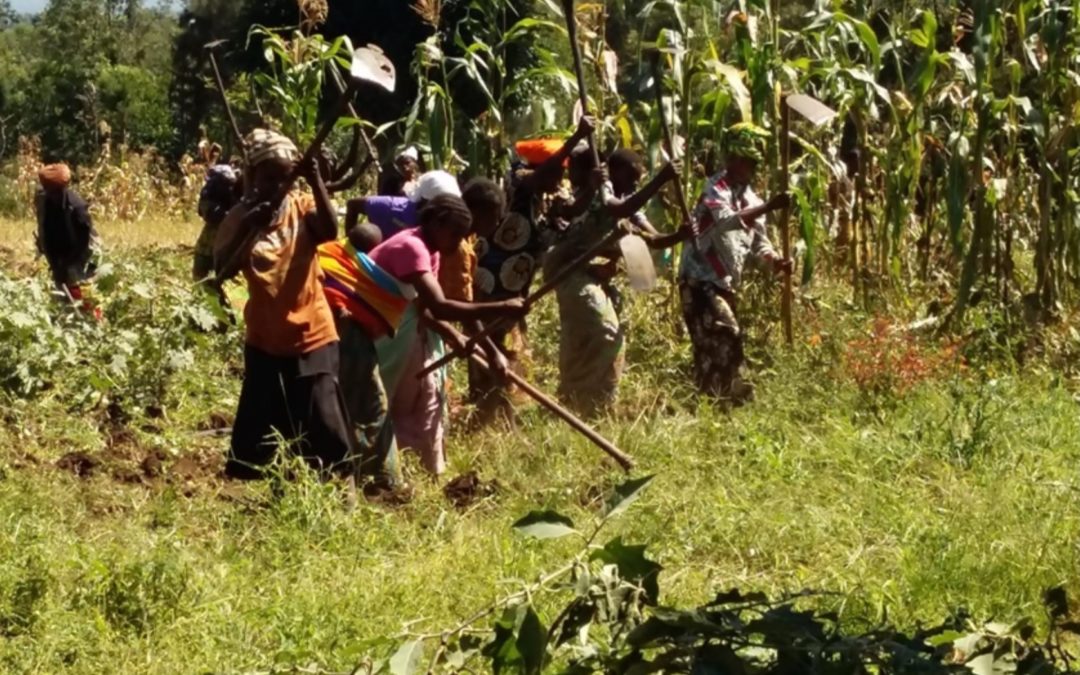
[410,170,461,203]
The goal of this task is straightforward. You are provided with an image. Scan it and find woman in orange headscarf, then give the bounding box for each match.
[34,163,101,306]
[467,115,595,423]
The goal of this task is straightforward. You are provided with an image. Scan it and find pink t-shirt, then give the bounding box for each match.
[369,227,440,282]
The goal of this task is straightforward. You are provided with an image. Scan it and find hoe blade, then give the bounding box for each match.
[351,44,396,93]
[786,93,837,127]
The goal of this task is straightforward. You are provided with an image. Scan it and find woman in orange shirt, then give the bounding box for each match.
[216,129,353,480]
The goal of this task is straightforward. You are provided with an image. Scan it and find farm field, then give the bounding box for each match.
[2,215,1079,673]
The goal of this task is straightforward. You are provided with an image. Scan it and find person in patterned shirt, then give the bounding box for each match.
[468,116,596,422]
[677,123,792,404]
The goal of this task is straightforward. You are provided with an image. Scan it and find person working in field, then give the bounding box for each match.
[329,194,524,492]
[545,146,681,415]
[469,116,597,421]
[377,146,421,197]
[341,171,476,480]
[34,163,102,318]
[193,163,242,282]
[676,123,792,404]
[344,169,459,240]
[214,129,354,481]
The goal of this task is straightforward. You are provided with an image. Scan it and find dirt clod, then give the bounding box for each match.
[443,471,499,509]
[56,452,100,478]
[141,450,168,479]
[112,467,145,485]
[170,455,202,480]
[199,412,233,431]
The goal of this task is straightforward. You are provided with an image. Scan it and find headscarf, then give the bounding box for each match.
[397,146,420,162]
[410,170,461,203]
[207,164,238,182]
[725,122,770,163]
[245,129,300,168]
[38,163,72,190]
[514,138,566,166]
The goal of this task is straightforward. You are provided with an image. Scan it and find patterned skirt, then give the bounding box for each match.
[679,279,745,398]
[556,270,625,416]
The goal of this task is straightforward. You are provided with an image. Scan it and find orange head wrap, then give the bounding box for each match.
[514,138,567,166]
[38,163,72,190]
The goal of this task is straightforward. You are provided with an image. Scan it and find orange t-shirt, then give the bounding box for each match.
[438,235,477,302]
[241,193,338,356]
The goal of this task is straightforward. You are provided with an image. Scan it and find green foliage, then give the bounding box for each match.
[0,232,1080,671]
[0,255,235,412]
[70,550,194,636]
[0,0,177,164]
[248,26,355,146]
[362,474,1078,673]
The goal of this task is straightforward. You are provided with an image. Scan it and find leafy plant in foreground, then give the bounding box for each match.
[346,475,1078,674]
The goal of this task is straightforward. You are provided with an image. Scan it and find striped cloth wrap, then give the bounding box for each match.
[318,239,413,339]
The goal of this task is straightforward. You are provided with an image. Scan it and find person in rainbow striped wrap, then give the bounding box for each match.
[320,195,525,496]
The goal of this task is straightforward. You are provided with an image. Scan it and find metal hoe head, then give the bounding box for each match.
[619,233,658,294]
[350,45,396,93]
[785,93,837,127]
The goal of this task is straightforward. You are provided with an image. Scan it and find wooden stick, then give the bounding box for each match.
[206,47,247,160]
[416,225,625,378]
[327,62,380,173]
[779,99,794,346]
[427,320,634,472]
[561,0,601,167]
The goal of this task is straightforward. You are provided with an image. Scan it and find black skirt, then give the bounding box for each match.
[226,342,355,480]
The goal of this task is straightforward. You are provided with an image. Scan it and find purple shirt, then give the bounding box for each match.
[365,196,418,239]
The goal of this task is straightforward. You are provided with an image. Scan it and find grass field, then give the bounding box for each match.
[1,214,1079,673]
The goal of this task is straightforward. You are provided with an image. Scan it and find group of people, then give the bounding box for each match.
[32,116,792,496]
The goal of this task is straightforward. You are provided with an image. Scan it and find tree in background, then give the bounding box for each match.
[0,0,176,165]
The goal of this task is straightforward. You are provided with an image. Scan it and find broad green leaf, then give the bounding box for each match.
[834,11,881,69]
[603,474,654,518]
[517,606,546,675]
[389,639,424,675]
[706,60,752,122]
[484,606,524,674]
[512,511,576,539]
[500,18,566,47]
[590,537,662,604]
[842,68,890,104]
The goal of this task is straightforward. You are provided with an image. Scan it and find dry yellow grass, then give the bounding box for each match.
[0,214,201,270]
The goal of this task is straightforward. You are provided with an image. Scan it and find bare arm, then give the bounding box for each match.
[606,163,679,220]
[303,160,338,244]
[642,226,691,250]
[344,198,366,232]
[407,271,525,323]
[520,116,595,192]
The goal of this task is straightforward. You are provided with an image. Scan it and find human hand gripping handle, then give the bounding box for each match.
[415,226,625,379]
[766,192,791,213]
[573,115,596,142]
